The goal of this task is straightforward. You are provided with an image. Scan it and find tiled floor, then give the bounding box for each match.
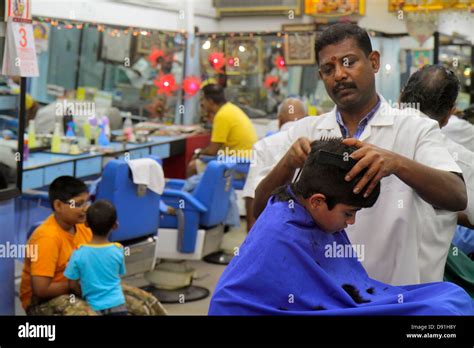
[14,223,247,316]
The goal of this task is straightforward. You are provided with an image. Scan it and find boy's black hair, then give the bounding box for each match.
[399,65,460,123]
[86,200,117,237]
[202,84,227,105]
[316,23,373,64]
[48,176,88,210]
[274,138,380,210]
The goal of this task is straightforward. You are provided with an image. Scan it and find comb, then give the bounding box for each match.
[316,150,356,171]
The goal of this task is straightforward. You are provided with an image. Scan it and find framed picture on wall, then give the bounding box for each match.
[282,24,316,66]
[304,0,365,16]
[3,0,31,21]
[136,32,163,55]
[100,29,132,63]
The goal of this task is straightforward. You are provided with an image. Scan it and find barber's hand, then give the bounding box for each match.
[283,137,312,169]
[343,138,401,197]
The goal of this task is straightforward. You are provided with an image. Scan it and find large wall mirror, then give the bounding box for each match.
[0,56,26,200]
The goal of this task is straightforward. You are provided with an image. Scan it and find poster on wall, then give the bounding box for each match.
[4,0,31,21]
[283,24,316,66]
[2,17,39,76]
[304,0,365,16]
[33,21,49,53]
[388,0,474,12]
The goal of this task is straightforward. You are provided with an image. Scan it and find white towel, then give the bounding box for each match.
[127,158,165,195]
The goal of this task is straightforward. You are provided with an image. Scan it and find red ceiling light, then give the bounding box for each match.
[275,55,286,70]
[148,49,166,68]
[208,52,226,73]
[154,73,177,96]
[264,75,279,90]
[182,76,202,97]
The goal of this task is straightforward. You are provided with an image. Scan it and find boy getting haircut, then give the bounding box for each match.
[276,138,379,209]
[209,139,471,315]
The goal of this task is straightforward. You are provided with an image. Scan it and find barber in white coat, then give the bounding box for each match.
[250,24,467,286]
[399,65,474,282]
[442,113,474,153]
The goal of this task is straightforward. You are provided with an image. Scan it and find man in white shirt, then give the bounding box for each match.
[399,64,474,282]
[250,24,467,286]
[243,98,307,230]
[442,113,474,153]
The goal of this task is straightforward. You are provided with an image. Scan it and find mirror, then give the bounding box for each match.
[0,71,25,200]
[28,20,187,127]
[198,33,334,119]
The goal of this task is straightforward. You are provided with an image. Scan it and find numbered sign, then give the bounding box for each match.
[1,18,39,77]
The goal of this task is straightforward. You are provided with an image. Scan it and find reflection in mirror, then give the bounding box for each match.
[198,34,334,121]
[29,20,187,129]
[0,75,22,193]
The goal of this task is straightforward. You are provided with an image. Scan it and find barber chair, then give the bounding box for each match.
[197,155,250,265]
[142,160,236,303]
[95,156,162,278]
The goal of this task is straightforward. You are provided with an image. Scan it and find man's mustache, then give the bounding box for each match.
[333,82,357,93]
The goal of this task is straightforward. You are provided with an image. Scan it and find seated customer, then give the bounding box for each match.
[209,139,472,315]
[187,84,258,177]
[65,200,128,315]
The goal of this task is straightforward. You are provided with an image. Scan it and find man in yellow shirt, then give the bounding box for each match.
[187,84,258,177]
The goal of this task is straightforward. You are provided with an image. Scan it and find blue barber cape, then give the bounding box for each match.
[209,188,472,315]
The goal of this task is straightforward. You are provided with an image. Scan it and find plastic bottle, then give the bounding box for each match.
[51,122,61,153]
[97,123,110,147]
[101,116,111,139]
[123,116,135,142]
[82,122,91,145]
[89,117,98,145]
[23,138,29,161]
[65,121,75,137]
[27,120,37,148]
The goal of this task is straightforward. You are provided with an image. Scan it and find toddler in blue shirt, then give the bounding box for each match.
[65,199,127,315]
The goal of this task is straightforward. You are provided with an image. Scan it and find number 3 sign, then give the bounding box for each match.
[1,18,39,77]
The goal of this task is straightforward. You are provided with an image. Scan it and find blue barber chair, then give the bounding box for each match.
[95,156,162,277]
[197,155,250,265]
[199,155,250,191]
[143,160,236,303]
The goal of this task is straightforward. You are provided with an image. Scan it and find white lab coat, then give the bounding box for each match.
[243,121,300,199]
[409,110,474,283]
[442,115,474,153]
[248,96,462,285]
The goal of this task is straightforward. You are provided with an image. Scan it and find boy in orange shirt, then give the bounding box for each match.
[20,176,94,315]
